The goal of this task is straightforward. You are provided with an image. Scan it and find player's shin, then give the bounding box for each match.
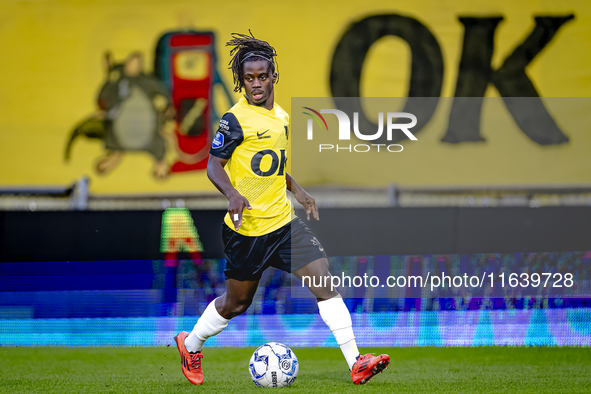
[317,294,360,370]
[185,297,230,353]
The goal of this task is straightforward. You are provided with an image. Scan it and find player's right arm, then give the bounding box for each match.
[208,112,251,231]
[207,156,251,231]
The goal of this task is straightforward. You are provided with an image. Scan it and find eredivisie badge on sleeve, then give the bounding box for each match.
[212,132,224,149]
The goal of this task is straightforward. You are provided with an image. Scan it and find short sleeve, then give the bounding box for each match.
[209,112,244,159]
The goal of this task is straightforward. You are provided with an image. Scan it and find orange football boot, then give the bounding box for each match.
[174,331,204,385]
[351,353,390,385]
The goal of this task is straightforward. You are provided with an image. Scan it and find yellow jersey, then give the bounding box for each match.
[209,96,292,236]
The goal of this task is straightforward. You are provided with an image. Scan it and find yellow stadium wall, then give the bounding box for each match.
[0,0,589,193]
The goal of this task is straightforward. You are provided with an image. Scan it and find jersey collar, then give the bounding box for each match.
[240,95,277,116]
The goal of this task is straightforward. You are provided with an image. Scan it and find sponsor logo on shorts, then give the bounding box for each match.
[311,237,324,252]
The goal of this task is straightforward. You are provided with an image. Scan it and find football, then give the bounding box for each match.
[248,342,299,387]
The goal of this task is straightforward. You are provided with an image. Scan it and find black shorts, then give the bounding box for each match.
[222,217,327,281]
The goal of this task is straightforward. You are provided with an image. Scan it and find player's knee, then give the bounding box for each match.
[220,296,252,318]
[312,287,339,301]
[227,303,250,318]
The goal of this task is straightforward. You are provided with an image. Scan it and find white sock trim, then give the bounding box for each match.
[332,326,356,346]
[340,338,361,370]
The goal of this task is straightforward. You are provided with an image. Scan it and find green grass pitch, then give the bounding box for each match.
[1,347,590,393]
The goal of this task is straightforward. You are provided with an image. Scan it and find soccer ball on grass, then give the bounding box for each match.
[249,342,299,387]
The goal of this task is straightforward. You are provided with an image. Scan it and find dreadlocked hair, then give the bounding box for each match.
[226,31,278,93]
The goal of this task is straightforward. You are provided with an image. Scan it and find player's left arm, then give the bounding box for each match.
[286,173,319,221]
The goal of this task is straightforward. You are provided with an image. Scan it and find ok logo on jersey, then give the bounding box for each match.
[251,149,287,177]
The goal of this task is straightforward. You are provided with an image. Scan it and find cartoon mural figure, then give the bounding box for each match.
[154,30,233,173]
[65,30,233,179]
[65,52,173,179]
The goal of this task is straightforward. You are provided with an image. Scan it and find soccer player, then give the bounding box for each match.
[174,32,389,386]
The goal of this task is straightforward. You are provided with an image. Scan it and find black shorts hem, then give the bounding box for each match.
[222,217,327,281]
